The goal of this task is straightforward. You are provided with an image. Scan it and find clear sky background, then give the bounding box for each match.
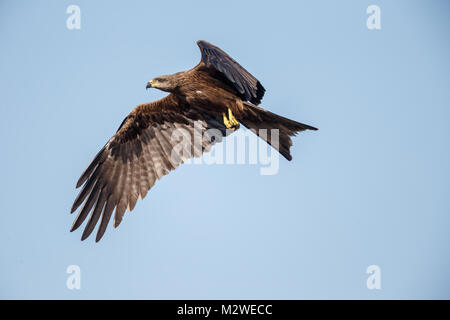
[1,0,449,299]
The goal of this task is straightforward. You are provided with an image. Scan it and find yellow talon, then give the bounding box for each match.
[228,108,239,127]
[223,112,231,129]
[223,109,239,129]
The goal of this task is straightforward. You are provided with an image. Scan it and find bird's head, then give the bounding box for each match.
[146,74,178,92]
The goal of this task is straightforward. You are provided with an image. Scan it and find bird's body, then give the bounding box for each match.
[71,40,317,241]
[174,67,243,117]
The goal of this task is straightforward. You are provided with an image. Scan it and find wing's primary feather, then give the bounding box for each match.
[197,40,265,105]
[71,94,227,241]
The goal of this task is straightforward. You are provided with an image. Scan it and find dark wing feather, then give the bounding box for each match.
[71,94,228,241]
[197,40,265,105]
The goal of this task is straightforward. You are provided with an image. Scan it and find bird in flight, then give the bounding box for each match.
[71,40,317,242]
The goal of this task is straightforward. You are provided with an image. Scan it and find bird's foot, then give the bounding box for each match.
[223,109,240,130]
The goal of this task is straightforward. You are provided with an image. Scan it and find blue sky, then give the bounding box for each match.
[1,0,449,299]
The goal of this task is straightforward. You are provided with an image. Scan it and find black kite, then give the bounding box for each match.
[71,40,317,241]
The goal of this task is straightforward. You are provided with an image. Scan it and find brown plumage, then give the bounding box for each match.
[71,40,317,242]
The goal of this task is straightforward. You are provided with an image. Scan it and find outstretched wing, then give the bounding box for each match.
[197,40,265,105]
[71,94,227,242]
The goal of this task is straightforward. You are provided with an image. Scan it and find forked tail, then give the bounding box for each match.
[238,103,317,161]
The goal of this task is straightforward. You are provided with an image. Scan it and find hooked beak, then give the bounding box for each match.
[146,80,154,89]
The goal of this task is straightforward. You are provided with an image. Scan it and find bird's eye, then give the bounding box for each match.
[157,78,167,82]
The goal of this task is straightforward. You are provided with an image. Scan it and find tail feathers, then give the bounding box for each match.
[239,103,317,161]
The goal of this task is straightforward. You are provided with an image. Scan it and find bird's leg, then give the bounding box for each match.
[223,108,239,130]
